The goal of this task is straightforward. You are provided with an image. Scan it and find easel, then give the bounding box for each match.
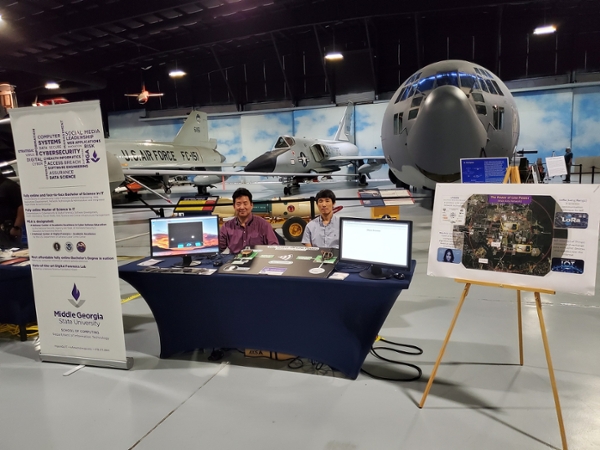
[419,169,569,449]
[502,165,522,183]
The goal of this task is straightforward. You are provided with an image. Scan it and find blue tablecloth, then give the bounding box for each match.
[119,259,415,379]
[0,264,36,340]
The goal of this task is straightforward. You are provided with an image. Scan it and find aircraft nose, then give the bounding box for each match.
[408,85,487,178]
[244,152,277,173]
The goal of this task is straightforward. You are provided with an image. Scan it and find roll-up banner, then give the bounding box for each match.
[9,101,131,369]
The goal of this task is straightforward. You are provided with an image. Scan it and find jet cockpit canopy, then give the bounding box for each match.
[272,136,295,150]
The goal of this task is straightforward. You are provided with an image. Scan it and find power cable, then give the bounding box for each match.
[360,337,423,382]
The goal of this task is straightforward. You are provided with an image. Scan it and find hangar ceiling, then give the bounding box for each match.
[0,0,599,113]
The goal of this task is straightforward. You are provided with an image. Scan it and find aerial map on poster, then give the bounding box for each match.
[428,183,600,295]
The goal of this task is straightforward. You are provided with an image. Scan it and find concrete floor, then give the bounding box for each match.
[1,176,599,450]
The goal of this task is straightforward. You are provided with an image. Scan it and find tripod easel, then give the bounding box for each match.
[420,168,568,449]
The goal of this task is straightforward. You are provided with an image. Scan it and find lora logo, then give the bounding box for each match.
[68,283,86,308]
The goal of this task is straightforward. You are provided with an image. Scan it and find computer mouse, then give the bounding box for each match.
[213,260,222,267]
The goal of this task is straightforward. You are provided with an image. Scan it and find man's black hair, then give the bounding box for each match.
[315,189,336,203]
[233,187,253,203]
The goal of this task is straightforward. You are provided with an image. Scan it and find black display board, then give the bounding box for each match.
[218,245,338,278]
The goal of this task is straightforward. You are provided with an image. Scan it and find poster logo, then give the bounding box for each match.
[551,258,584,274]
[68,283,86,308]
[554,212,588,229]
[90,150,100,163]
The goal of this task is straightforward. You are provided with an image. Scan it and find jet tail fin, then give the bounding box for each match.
[173,111,217,149]
[333,102,355,144]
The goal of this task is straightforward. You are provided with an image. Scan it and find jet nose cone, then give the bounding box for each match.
[408,85,487,178]
[244,153,277,173]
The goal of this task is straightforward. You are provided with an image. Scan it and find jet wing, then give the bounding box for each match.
[324,155,386,162]
[121,168,358,178]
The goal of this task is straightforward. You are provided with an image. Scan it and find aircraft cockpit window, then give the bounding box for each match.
[476,104,487,115]
[435,72,459,87]
[395,88,407,103]
[285,137,295,146]
[400,87,410,102]
[471,92,485,103]
[417,76,435,92]
[491,80,504,96]
[406,84,417,98]
[406,72,421,85]
[477,76,490,93]
[273,136,290,149]
[393,112,403,135]
[408,109,419,120]
[485,79,498,95]
[411,96,423,107]
[458,72,477,89]
[493,106,504,129]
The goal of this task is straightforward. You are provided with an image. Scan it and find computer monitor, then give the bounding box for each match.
[149,215,219,267]
[339,217,412,280]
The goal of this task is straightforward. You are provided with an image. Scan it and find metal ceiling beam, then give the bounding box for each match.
[270,33,296,106]
[313,25,334,104]
[364,19,378,97]
[210,47,239,109]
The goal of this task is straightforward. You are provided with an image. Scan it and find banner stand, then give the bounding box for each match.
[40,355,134,370]
[418,280,568,450]
[9,101,130,370]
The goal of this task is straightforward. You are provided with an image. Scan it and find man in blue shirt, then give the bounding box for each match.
[302,189,340,249]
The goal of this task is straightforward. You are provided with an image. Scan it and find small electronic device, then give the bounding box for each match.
[339,217,412,280]
[149,215,220,267]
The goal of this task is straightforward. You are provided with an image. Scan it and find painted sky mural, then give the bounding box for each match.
[107,84,600,176]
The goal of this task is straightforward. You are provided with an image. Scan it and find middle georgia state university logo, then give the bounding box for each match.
[90,150,100,163]
[68,283,86,308]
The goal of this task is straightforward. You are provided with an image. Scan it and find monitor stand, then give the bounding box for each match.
[174,256,202,268]
[359,264,393,280]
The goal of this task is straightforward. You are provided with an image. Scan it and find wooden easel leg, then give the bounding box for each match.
[534,292,568,449]
[517,290,524,366]
[419,283,471,408]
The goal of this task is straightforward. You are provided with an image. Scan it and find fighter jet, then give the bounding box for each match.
[106,111,229,194]
[243,102,385,195]
[381,60,519,190]
[124,83,164,105]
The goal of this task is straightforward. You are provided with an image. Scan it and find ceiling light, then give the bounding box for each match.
[325,52,344,61]
[45,82,60,89]
[169,70,186,78]
[533,25,556,35]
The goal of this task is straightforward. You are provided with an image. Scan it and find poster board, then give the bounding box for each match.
[428,183,600,295]
[546,156,567,178]
[460,157,509,183]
